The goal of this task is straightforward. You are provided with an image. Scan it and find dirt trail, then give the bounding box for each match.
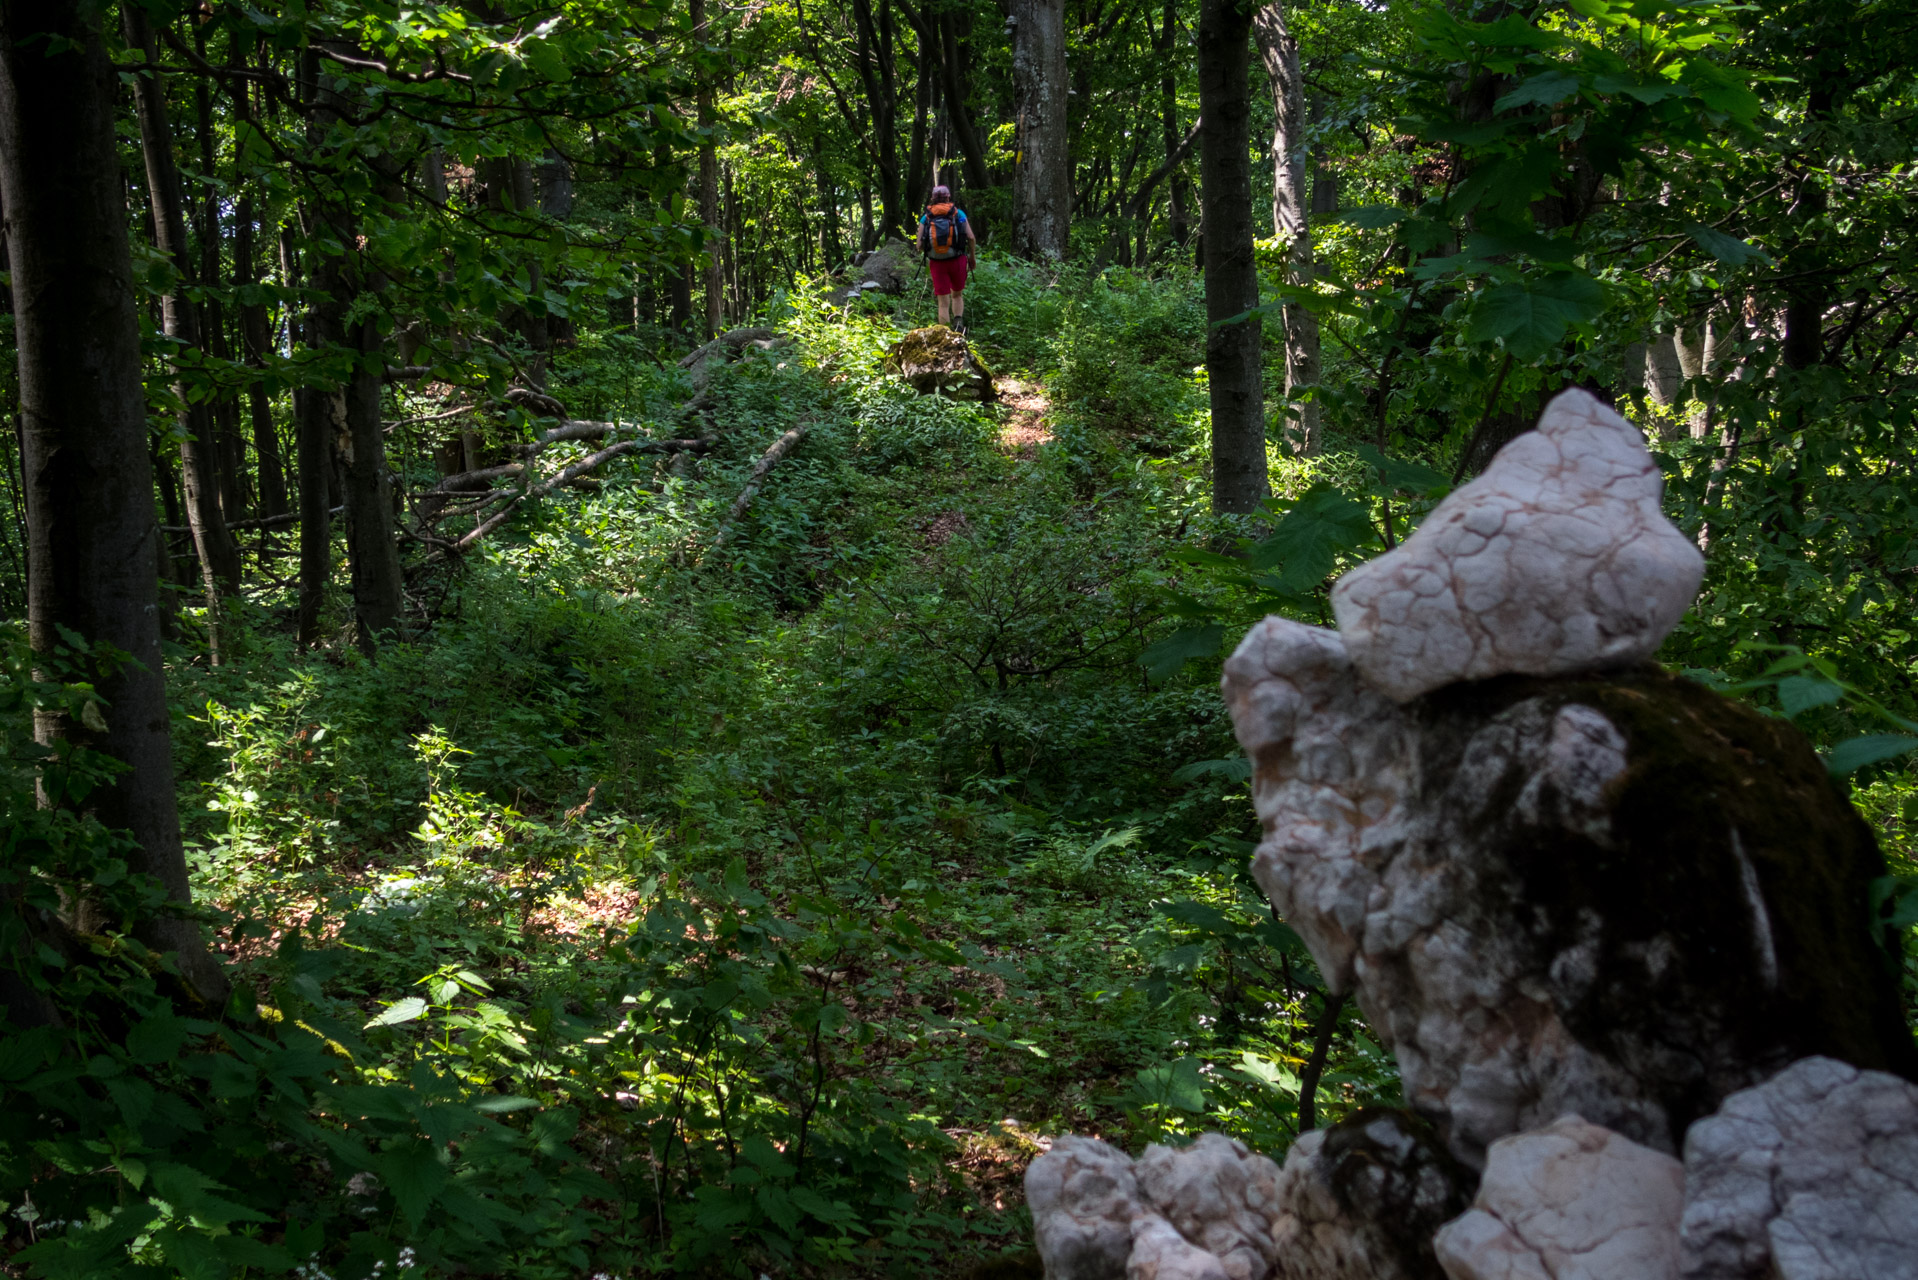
[995,378,1053,458]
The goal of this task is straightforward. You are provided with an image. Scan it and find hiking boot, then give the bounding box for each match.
[954,317,968,335]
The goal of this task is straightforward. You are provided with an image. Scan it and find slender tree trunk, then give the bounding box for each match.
[692,0,725,333]
[1255,0,1321,454]
[1160,0,1190,250]
[1197,0,1268,512]
[1010,0,1069,259]
[122,8,241,611]
[307,51,402,651]
[906,30,934,212]
[0,0,225,1007]
[938,11,991,192]
[236,198,288,517]
[849,0,905,236]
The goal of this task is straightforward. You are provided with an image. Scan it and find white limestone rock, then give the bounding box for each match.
[1134,1133,1283,1280]
[1680,1056,1918,1280]
[1026,1134,1285,1280]
[1269,1112,1476,1280]
[1433,1115,1683,1280]
[1029,1136,1147,1280]
[1221,617,1412,993]
[1128,1216,1233,1280]
[1331,389,1703,703]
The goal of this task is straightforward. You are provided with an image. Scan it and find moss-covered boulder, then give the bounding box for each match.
[887,325,994,401]
[1224,615,1918,1168]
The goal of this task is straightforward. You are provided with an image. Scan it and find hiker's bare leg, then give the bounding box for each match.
[951,293,965,322]
[937,293,953,326]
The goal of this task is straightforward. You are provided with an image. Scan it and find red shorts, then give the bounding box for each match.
[929,254,970,296]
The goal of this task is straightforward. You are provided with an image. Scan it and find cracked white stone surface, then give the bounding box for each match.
[1434,1115,1683,1280]
[1331,389,1704,702]
[1029,1136,1145,1280]
[1680,1056,1918,1280]
[1135,1134,1283,1280]
[1223,616,1662,1165]
[1222,617,1411,993]
[1268,1114,1474,1280]
[1026,1134,1284,1280]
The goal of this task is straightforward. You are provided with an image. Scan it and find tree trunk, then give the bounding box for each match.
[1010,0,1070,260]
[938,11,991,193]
[1197,0,1268,513]
[308,50,403,652]
[121,7,241,610]
[235,198,288,517]
[1255,0,1322,455]
[906,30,935,213]
[692,0,725,334]
[1159,0,1190,250]
[0,0,226,1006]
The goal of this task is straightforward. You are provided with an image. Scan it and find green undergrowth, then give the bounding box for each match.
[5,261,1914,1279]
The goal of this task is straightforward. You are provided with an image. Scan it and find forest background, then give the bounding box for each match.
[0,0,1915,1276]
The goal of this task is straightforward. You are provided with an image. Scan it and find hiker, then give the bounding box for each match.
[917,185,977,333]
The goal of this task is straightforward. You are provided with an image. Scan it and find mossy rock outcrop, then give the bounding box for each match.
[886,325,994,401]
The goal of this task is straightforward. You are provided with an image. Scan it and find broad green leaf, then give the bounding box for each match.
[1776,676,1844,719]
[1686,223,1769,266]
[1468,272,1604,360]
[1248,485,1377,591]
[1335,205,1409,228]
[1158,900,1240,936]
[756,1183,800,1235]
[1170,756,1252,785]
[1141,624,1225,684]
[1132,1058,1207,1113]
[380,1138,449,1228]
[366,996,427,1028]
[1494,69,1582,112]
[473,1094,538,1113]
[1357,445,1451,499]
[1824,734,1918,776]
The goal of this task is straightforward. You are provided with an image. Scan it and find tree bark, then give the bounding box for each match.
[235,197,288,518]
[122,7,242,610]
[1010,0,1069,260]
[938,10,991,193]
[1159,0,1191,250]
[692,0,726,334]
[1255,0,1322,455]
[308,49,403,652]
[0,0,225,1006]
[1197,0,1268,513]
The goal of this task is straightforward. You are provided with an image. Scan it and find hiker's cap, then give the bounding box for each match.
[931,185,951,202]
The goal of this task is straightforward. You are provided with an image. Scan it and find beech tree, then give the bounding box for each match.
[1256,0,1322,455]
[1010,0,1070,260]
[0,0,223,1005]
[1197,0,1267,512]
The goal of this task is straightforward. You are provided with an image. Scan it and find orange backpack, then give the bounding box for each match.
[922,202,964,260]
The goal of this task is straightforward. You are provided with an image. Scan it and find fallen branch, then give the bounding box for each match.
[443,436,718,554]
[160,504,342,535]
[702,421,812,563]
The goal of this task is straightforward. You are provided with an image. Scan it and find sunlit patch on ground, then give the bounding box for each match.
[995,379,1053,456]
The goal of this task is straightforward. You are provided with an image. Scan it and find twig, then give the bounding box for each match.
[1296,989,1348,1134]
[701,422,812,564]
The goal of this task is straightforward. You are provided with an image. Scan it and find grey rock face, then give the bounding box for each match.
[1680,1056,1918,1280]
[1029,1136,1144,1280]
[826,238,916,304]
[1222,619,1914,1168]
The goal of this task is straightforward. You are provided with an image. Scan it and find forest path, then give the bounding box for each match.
[995,376,1053,459]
